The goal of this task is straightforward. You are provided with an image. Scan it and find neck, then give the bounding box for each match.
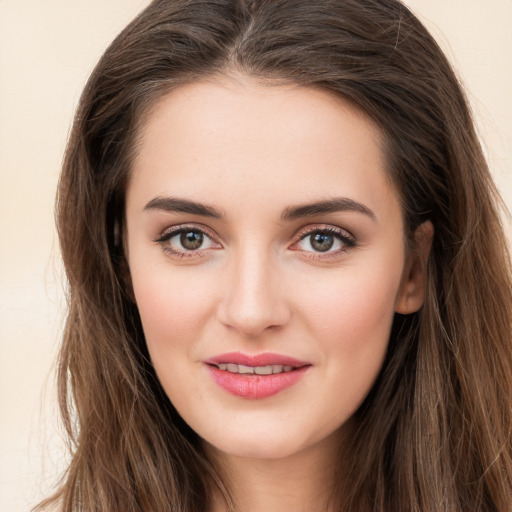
[206,430,345,512]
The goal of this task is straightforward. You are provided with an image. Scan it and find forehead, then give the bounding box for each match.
[128,76,398,220]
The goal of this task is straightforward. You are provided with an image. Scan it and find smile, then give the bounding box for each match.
[205,352,311,399]
[215,363,295,375]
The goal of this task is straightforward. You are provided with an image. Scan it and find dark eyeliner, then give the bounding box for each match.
[152,224,220,259]
[153,225,206,244]
[298,226,356,248]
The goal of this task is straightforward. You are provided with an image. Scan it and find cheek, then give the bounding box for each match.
[130,265,220,408]
[130,263,218,353]
[303,266,400,339]
[296,257,403,393]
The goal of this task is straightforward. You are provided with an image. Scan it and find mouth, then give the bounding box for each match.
[213,363,296,375]
[204,352,311,399]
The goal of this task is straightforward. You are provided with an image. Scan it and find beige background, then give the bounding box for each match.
[1,1,511,511]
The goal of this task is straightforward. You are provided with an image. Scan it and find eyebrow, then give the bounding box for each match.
[143,196,223,218]
[143,196,376,222]
[281,198,376,221]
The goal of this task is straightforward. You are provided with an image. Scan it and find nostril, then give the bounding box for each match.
[215,259,292,335]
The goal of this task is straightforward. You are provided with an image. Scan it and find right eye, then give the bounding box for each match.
[155,226,220,257]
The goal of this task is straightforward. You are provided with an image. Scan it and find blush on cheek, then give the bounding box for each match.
[133,267,213,338]
[302,278,398,411]
[307,274,398,338]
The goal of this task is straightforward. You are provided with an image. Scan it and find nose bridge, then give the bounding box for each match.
[218,241,290,336]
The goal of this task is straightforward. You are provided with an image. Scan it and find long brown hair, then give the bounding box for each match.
[39,0,512,510]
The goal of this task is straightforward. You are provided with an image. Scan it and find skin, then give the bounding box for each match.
[125,75,432,511]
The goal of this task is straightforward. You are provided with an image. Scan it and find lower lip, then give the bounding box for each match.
[206,365,309,399]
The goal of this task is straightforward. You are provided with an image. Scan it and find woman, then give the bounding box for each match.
[39,0,512,510]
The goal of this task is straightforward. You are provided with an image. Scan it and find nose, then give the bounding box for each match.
[216,248,291,337]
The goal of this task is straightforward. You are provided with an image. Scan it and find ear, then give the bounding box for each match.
[395,221,434,314]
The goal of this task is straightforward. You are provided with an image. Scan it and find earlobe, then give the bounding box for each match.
[395,221,434,314]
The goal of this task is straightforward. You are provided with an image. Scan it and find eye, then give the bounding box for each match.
[293,227,355,257]
[303,232,337,252]
[177,230,206,250]
[155,226,220,257]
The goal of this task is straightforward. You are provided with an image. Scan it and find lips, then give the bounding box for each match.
[204,352,311,399]
[216,363,295,375]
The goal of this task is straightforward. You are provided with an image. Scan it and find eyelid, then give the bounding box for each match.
[154,223,220,243]
[153,223,222,257]
[295,224,354,241]
[290,224,356,257]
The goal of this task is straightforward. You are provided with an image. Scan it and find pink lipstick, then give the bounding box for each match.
[204,352,311,399]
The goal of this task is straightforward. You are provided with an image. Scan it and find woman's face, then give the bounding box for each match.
[125,77,426,461]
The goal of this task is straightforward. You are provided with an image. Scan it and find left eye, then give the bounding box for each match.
[296,230,353,253]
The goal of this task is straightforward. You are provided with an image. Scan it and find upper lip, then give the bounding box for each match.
[205,351,310,368]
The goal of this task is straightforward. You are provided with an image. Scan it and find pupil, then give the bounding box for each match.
[181,230,203,250]
[311,232,334,252]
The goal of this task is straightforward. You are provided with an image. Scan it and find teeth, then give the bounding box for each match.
[216,364,295,374]
[254,365,272,375]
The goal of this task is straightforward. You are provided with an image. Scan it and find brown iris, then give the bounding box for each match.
[310,232,334,252]
[180,230,203,250]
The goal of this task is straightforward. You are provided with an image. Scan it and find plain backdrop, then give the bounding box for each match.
[1,1,511,511]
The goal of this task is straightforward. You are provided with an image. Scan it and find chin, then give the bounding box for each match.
[198,416,343,462]
[205,434,304,460]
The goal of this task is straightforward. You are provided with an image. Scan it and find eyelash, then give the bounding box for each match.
[292,225,356,260]
[154,224,356,260]
[154,225,220,258]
